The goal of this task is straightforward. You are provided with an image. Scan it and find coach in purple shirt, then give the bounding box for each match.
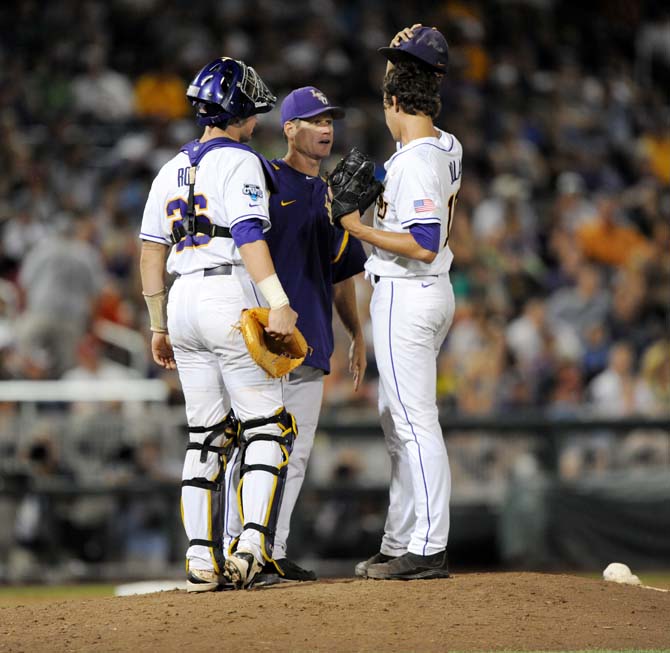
[224,87,368,584]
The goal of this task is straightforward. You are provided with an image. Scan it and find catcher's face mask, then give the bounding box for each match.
[239,63,276,114]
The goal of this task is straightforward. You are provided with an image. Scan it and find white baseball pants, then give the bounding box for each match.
[168,267,286,571]
[371,275,455,557]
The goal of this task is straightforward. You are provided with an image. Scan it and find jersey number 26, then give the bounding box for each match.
[166,194,211,252]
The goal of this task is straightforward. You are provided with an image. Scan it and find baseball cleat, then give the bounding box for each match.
[354,552,399,578]
[224,551,263,589]
[366,550,450,580]
[186,568,227,592]
[254,558,317,586]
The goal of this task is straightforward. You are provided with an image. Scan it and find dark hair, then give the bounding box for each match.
[383,61,441,119]
[195,101,246,130]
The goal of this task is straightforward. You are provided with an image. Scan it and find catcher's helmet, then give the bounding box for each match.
[186,57,276,126]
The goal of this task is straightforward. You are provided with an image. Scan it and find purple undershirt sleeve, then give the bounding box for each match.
[409,223,440,253]
[231,218,265,248]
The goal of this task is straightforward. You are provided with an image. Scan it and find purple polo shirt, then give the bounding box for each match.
[266,159,366,373]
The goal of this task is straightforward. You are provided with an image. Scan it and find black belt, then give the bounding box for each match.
[175,265,233,279]
[374,275,380,283]
[204,265,233,277]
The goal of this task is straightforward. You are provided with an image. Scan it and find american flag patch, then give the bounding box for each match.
[414,199,436,213]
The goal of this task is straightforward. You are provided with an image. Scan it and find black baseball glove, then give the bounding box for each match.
[328,147,383,226]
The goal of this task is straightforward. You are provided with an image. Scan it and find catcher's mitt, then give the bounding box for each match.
[239,307,308,378]
[328,147,383,226]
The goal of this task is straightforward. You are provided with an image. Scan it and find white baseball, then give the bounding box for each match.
[603,562,641,585]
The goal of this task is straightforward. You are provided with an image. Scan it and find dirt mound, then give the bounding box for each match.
[2,572,669,652]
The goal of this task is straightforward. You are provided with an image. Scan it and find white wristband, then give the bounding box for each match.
[257,273,289,309]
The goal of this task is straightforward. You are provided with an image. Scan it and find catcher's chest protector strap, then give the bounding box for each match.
[170,218,231,245]
[172,136,277,246]
[180,136,278,191]
[169,158,233,244]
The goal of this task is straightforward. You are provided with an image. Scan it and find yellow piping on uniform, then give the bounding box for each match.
[180,498,188,572]
[260,473,280,561]
[228,537,238,557]
[332,230,349,264]
[180,497,185,526]
[278,444,290,469]
[236,476,245,525]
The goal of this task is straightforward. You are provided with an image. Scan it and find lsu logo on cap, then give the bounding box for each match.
[310,89,329,106]
[418,30,447,54]
[243,183,263,201]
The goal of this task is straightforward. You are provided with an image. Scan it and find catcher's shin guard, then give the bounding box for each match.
[231,407,296,561]
[181,410,238,573]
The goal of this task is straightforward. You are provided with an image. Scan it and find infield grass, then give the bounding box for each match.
[0,583,114,605]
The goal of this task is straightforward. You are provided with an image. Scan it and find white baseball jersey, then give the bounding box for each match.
[139,147,271,275]
[365,128,462,278]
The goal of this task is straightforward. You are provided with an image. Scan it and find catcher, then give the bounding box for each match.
[139,57,299,591]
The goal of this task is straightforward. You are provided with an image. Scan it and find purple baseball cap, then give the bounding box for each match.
[378,26,449,73]
[280,86,345,125]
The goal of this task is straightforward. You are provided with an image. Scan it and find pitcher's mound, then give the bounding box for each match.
[3,572,670,652]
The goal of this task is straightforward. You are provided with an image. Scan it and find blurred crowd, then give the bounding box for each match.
[0,0,669,422]
[2,1,669,579]
[0,426,183,582]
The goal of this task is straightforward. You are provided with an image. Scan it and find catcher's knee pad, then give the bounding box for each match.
[181,410,239,573]
[232,407,297,560]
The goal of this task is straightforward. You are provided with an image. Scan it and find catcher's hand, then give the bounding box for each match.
[239,307,309,378]
[328,147,383,226]
[151,332,176,370]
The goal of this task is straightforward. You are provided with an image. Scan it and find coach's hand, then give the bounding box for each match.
[151,332,176,370]
[349,332,367,392]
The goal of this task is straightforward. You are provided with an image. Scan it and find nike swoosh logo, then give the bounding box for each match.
[421,282,436,288]
[248,203,260,208]
[280,200,297,207]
